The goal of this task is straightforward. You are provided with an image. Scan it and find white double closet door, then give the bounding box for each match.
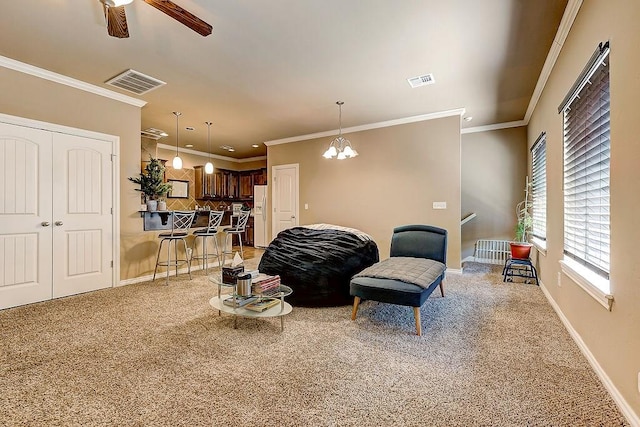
[0,121,114,310]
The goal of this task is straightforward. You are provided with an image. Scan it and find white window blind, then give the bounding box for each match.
[560,42,610,279]
[531,133,546,241]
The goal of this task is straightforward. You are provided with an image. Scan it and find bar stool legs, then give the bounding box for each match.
[221,231,244,267]
[152,237,192,285]
[192,234,222,275]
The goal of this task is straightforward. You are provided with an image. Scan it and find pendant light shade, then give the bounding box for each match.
[172,111,183,170]
[322,101,358,160]
[204,121,214,174]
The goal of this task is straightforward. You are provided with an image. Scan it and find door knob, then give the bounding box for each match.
[41,221,50,227]
[54,221,64,226]
[291,215,296,219]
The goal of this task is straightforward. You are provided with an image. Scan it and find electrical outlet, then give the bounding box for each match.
[432,201,447,209]
[557,272,562,287]
[304,203,309,210]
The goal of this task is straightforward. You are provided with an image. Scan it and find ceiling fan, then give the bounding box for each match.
[99,0,212,39]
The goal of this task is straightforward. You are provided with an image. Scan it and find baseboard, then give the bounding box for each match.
[447,268,463,275]
[539,280,640,426]
[119,264,210,286]
[461,255,475,264]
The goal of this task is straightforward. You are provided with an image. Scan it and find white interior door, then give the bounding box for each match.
[272,164,299,240]
[52,133,113,298]
[0,123,53,310]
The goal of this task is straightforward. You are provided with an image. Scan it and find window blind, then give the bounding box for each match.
[561,43,610,279]
[531,133,546,241]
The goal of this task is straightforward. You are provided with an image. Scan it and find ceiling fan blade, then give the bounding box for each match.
[104,4,130,38]
[142,0,212,37]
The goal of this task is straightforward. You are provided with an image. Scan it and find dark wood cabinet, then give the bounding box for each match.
[195,167,265,201]
[239,172,253,199]
[253,168,267,185]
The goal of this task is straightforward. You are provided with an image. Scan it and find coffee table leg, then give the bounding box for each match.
[280,316,284,331]
[234,316,238,329]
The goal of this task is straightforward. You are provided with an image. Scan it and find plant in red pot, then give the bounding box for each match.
[510,177,533,259]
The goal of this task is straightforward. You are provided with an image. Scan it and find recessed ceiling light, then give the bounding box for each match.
[252,144,260,148]
[464,116,473,122]
[185,144,194,148]
[228,148,235,152]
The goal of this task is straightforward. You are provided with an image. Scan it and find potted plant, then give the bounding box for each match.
[128,157,173,212]
[510,177,533,259]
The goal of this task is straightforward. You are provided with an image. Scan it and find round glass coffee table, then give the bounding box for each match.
[208,274,293,331]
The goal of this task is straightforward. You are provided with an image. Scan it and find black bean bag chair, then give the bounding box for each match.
[258,225,379,307]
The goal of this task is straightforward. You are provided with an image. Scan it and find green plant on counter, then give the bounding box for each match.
[128,157,173,201]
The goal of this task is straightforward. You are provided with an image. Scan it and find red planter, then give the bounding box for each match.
[509,242,533,260]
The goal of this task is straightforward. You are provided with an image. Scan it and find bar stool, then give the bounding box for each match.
[191,210,225,275]
[153,210,196,285]
[221,209,251,266]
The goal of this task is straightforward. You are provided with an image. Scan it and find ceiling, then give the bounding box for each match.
[0,0,568,159]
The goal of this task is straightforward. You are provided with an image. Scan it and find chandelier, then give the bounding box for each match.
[172,111,183,170]
[204,121,214,174]
[323,101,358,160]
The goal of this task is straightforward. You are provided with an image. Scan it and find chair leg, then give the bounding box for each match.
[351,296,361,320]
[153,238,165,281]
[182,238,192,280]
[439,281,445,297]
[202,235,208,275]
[237,232,244,260]
[214,235,222,268]
[413,307,422,336]
[166,239,172,286]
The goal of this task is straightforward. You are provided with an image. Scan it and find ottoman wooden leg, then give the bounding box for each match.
[351,296,361,320]
[413,306,422,336]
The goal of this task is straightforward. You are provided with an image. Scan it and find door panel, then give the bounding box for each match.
[0,123,53,309]
[272,164,299,240]
[52,133,112,298]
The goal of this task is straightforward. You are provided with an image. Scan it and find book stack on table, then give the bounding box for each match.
[252,274,281,295]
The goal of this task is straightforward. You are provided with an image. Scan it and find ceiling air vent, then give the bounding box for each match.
[141,128,168,140]
[105,69,166,95]
[407,73,435,88]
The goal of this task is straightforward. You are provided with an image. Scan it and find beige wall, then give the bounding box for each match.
[527,0,640,419]
[461,127,528,260]
[267,116,462,268]
[0,66,148,281]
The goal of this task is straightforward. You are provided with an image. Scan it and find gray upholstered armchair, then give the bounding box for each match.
[350,225,447,335]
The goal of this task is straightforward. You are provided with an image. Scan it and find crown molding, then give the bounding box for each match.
[264,108,466,146]
[524,0,583,123]
[461,120,527,135]
[156,143,266,163]
[0,55,147,108]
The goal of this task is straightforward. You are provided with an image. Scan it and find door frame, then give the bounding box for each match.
[271,163,299,242]
[0,112,120,289]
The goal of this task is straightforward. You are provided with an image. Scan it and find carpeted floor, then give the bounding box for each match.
[0,261,628,426]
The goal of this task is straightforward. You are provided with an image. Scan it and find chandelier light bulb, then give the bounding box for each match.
[343,145,354,158]
[205,162,214,174]
[337,151,347,160]
[172,155,183,169]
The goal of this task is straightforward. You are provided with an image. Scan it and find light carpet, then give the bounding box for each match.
[0,261,628,426]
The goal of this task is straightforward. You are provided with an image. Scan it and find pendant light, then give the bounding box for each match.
[204,121,214,174]
[322,101,358,160]
[172,111,183,170]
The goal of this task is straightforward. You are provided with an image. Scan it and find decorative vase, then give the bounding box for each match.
[157,200,167,211]
[146,200,158,212]
[509,242,532,260]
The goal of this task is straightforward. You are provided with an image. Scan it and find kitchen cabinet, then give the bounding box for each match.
[195,166,265,201]
[195,166,220,199]
[239,172,253,199]
[253,168,268,185]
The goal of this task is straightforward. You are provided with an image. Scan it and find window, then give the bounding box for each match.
[531,133,547,243]
[559,41,611,295]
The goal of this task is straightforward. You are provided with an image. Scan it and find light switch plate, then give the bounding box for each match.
[432,201,447,209]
